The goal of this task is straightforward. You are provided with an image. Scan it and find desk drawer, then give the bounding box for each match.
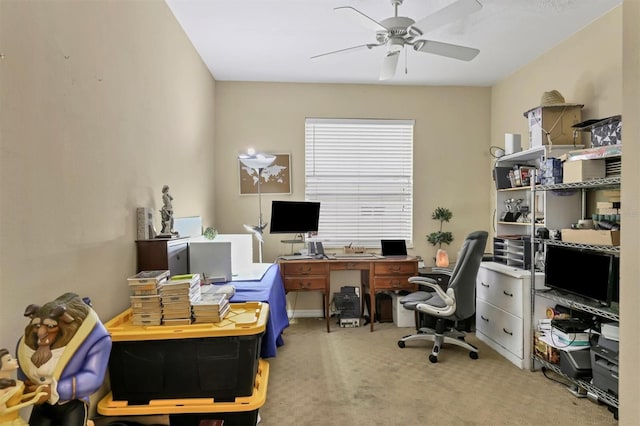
[374,262,417,275]
[282,262,327,276]
[284,276,326,291]
[475,299,523,358]
[331,261,371,271]
[476,267,524,317]
[374,276,416,291]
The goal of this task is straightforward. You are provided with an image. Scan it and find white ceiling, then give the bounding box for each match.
[165,0,621,86]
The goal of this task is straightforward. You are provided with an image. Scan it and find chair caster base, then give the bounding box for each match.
[429,354,438,363]
[397,340,405,348]
[469,351,479,360]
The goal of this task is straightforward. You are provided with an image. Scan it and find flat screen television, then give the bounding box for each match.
[269,201,321,234]
[544,245,619,306]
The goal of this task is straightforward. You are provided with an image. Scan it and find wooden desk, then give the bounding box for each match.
[278,256,418,332]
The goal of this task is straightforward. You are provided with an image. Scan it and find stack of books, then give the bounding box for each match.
[160,273,202,325]
[127,270,170,326]
[191,292,230,323]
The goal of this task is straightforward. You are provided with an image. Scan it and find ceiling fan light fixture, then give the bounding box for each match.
[388,38,403,52]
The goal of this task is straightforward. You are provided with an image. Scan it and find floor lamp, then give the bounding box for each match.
[238,150,276,263]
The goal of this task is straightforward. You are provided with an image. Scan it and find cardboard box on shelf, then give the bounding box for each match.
[524,105,583,149]
[561,229,620,246]
[534,331,560,364]
[562,159,606,183]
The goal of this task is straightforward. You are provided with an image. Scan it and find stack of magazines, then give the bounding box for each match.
[160,273,201,325]
[127,270,169,326]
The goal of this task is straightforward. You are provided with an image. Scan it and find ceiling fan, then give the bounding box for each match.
[312,0,482,80]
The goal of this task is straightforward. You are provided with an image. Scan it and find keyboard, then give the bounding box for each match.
[280,255,313,260]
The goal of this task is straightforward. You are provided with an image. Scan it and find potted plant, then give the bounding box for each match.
[427,207,453,267]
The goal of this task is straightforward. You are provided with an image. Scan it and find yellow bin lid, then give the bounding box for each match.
[104,302,269,341]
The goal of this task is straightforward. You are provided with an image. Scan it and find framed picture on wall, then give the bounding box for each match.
[239,153,291,195]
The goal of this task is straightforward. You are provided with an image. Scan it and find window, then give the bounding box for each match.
[305,118,414,247]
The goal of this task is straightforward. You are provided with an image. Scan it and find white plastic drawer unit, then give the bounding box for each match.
[476,299,524,357]
[476,266,524,318]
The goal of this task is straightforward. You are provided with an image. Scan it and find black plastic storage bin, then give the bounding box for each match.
[104,302,268,405]
[97,360,270,426]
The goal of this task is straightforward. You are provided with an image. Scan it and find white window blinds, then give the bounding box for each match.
[305,118,414,247]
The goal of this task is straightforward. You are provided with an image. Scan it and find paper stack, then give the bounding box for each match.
[549,327,591,347]
[127,270,170,326]
[160,273,201,325]
[192,292,230,324]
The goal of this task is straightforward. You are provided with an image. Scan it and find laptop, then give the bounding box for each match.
[380,239,408,258]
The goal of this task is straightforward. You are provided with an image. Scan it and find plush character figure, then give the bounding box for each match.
[16,293,111,426]
[0,348,48,425]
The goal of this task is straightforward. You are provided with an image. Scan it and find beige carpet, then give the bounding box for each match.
[258,318,616,426]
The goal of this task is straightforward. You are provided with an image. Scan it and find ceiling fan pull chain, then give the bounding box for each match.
[405,48,408,74]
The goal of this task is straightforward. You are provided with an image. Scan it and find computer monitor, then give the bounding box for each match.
[544,245,619,306]
[269,201,321,234]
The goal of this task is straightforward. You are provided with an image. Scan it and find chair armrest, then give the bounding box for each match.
[408,276,449,302]
[410,275,439,287]
[408,276,456,317]
[430,267,453,277]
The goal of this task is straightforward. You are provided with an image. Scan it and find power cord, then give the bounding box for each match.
[541,366,573,388]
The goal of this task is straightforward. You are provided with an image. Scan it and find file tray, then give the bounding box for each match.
[104,302,268,405]
[98,360,268,426]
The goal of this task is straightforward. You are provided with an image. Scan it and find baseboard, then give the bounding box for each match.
[287,309,324,318]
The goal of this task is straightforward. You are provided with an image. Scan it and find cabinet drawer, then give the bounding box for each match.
[374,276,416,291]
[476,299,523,358]
[282,262,327,276]
[374,262,417,275]
[284,276,326,291]
[476,267,525,317]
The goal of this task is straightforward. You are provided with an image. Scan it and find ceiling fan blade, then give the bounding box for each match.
[411,0,482,35]
[379,51,400,80]
[415,39,479,61]
[311,43,381,60]
[335,6,388,32]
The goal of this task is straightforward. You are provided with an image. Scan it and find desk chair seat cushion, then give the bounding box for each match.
[399,291,434,310]
[418,293,447,310]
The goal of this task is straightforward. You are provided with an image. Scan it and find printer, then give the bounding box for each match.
[590,334,619,396]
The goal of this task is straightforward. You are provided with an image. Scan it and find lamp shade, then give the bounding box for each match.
[238,152,276,169]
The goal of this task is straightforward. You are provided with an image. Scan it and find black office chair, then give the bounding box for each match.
[397,230,488,363]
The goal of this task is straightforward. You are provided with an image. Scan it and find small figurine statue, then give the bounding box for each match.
[16,293,111,426]
[159,185,178,236]
[1,348,48,425]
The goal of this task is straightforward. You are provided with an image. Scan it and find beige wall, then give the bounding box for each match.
[214,82,491,308]
[215,83,492,261]
[620,0,640,422]
[0,1,216,346]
